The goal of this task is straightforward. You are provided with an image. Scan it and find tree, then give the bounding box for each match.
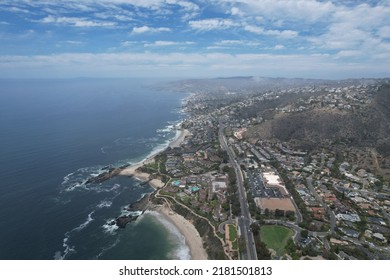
[285,238,298,256]
[221,203,229,211]
[286,211,295,221]
[255,240,271,260]
[301,229,309,239]
[250,223,260,236]
[222,165,230,174]
[275,209,285,217]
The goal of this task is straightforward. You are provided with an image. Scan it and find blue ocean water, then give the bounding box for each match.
[0,78,189,260]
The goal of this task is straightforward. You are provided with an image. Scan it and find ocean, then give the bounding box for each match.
[0,78,190,260]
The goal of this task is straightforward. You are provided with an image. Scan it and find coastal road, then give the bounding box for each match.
[218,120,257,260]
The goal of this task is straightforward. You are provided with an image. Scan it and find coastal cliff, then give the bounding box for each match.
[115,194,151,228]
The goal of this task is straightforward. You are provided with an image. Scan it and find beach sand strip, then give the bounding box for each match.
[118,128,207,259]
[156,204,208,260]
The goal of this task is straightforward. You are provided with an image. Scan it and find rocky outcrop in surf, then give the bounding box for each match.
[115,194,151,228]
[115,215,138,228]
[85,164,130,185]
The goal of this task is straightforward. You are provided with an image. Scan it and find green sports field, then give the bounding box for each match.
[260,225,293,256]
[228,224,238,250]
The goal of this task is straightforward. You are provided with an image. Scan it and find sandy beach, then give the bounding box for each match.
[157,204,208,260]
[119,162,147,177]
[119,128,189,187]
[119,127,207,259]
[169,129,190,148]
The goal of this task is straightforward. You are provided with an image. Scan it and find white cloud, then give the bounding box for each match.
[220,40,257,45]
[1,0,389,78]
[144,40,194,47]
[116,0,199,11]
[208,40,262,50]
[131,26,171,34]
[2,0,200,16]
[0,5,31,14]
[377,26,390,39]
[244,25,298,38]
[64,40,84,45]
[243,25,264,34]
[308,3,390,53]
[169,0,199,12]
[214,40,262,47]
[230,7,244,16]
[219,0,336,23]
[335,50,363,59]
[94,11,134,22]
[120,41,138,47]
[1,51,388,79]
[40,15,116,27]
[145,41,177,47]
[189,18,239,31]
[274,44,285,50]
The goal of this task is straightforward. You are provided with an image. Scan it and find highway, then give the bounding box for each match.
[218,120,258,260]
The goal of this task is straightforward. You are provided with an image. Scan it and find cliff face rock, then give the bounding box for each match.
[127,194,150,212]
[116,215,138,228]
[83,163,130,186]
[115,194,151,228]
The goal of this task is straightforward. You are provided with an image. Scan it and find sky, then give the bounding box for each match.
[0,0,389,79]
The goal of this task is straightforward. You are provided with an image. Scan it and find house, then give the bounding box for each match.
[336,213,361,223]
[212,180,227,192]
[182,153,195,162]
[339,227,359,238]
[372,232,387,243]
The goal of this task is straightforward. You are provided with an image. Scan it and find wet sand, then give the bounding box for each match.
[119,128,207,259]
[157,205,208,260]
[169,129,190,148]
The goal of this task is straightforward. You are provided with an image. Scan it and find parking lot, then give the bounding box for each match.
[246,169,282,198]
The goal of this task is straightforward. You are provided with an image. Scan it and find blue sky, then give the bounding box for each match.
[0,0,389,79]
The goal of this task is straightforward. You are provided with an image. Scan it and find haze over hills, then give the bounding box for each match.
[175,75,390,260]
[166,76,390,180]
[248,83,389,176]
[165,76,382,94]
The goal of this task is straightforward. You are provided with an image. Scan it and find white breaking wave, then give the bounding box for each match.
[74,211,95,232]
[97,200,112,209]
[61,166,125,193]
[156,124,174,133]
[54,234,75,260]
[120,208,142,217]
[102,219,119,235]
[144,211,191,260]
[90,183,121,194]
[61,166,105,192]
[53,210,96,260]
[62,172,74,185]
[94,237,120,260]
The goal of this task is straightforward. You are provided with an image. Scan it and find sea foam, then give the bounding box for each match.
[74,211,95,232]
[144,211,191,260]
[102,219,119,235]
[97,200,112,209]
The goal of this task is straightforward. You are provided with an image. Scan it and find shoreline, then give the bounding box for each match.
[119,128,189,188]
[169,129,190,149]
[119,128,208,260]
[155,204,208,260]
